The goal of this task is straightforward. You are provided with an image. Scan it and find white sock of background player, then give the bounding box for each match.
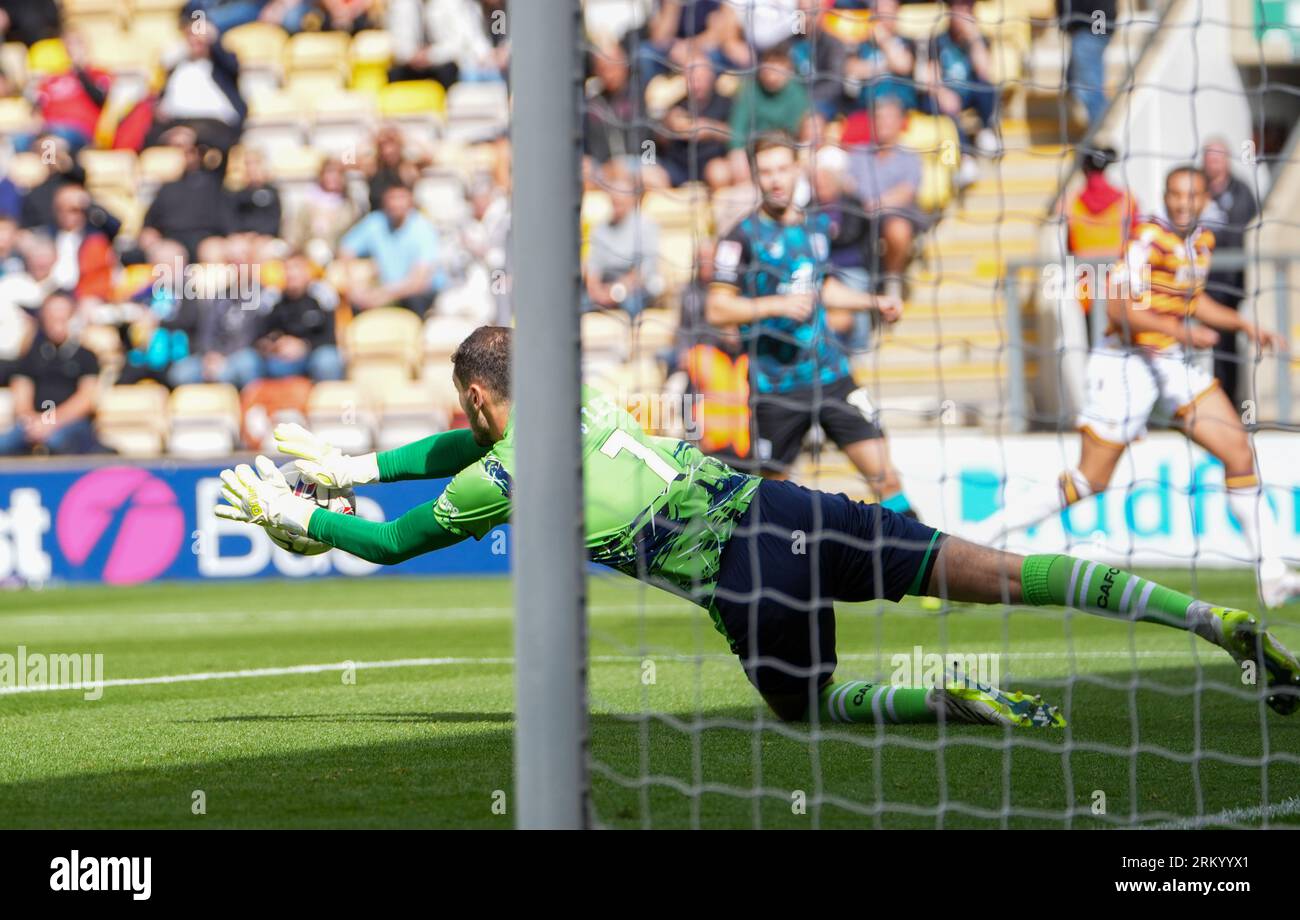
[1224,472,1288,584]
[976,469,1094,543]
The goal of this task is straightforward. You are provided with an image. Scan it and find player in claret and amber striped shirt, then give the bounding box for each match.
[216,325,1300,725]
[972,164,1300,610]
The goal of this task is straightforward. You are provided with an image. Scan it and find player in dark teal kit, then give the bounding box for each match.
[708,131,918,518]
[217,327,1300,727]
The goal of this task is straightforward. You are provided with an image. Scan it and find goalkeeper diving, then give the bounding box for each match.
[216,326,1300,727]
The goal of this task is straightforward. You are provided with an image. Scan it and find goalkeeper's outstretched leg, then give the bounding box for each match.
[711,479,1300,725]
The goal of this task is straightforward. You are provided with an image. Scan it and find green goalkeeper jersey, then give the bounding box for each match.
[432,385,760,605]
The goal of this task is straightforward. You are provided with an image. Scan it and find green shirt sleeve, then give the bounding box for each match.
[376,428,490,482]
[307,501,464,565]
[431,455,512,540]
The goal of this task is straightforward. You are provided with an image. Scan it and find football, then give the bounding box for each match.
[265,462,357,556]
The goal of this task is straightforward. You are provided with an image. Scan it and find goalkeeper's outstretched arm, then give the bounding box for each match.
[375,429,490,482]
[308,502,466,565]
[275,424,491,488]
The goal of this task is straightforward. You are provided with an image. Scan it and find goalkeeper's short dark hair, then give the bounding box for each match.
[452,325,512,398]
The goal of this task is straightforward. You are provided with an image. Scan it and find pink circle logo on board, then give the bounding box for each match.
[56,467,186,585]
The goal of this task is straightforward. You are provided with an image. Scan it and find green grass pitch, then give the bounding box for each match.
[1,570,1297,829]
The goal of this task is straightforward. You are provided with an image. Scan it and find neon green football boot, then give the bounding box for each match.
[932,674,1067,729]
[1204,605,1300,716]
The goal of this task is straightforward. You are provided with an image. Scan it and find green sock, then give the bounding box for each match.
[818,680,937,724]
[1020,554,1216,635]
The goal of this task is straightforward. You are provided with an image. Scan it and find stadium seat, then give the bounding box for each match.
[444,81,508,143]
[307,380,374,454]
[433,142,499,182]
[641,185,713,238]
[901,113,960,213]
[349,29,392,93]
[138,146,187,186]
[414,174,469,229]
[242,90,308,156]
[240,375,314,451]
[310,91,379,158]
[96,383,170,458]
[63,3,120,40]
[7,152,50,190]
[0,42,28,90]
[347,307,424,371]
[225,21,289,73]
[657,228,697,292]
[26,38,71,79]
[418,358,464,418]
[168,383,242,458]
[423,312,477,356]
[583,0,651,42]
[266,144,324,183]
[375,381,447,451]
[80,150,138,197]
[79,323,124,372]
[644,73,686,117]
[0,97,37,135]
[581,309,633,361]
[378,79,447,119]
[896,3,946,41]
[83,29,143,76]
[285,31,350,92]
[634,308,678,355]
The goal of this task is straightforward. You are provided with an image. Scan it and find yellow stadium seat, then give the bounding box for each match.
[346,307,424,369]
[27,38,71,78]
[896,2,945,41]
[902,112,960,212]
[349,29,392,93]
[379,79,447,119]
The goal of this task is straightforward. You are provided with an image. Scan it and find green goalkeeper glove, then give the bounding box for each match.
[274,423,379,490]
[215,455,317,535]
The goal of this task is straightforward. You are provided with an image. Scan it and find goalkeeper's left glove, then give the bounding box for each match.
[214,455,317,535]
[273,423,379,490]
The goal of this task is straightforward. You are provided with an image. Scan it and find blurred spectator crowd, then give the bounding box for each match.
[0,0,1075,460]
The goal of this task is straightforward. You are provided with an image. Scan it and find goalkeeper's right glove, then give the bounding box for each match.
[273,422,380,490]
[215,455,317,534]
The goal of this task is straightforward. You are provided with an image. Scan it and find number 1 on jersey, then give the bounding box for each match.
[599,429,680,487]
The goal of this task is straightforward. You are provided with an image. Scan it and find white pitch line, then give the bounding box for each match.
[1145,795,1300,829]
[0,656,512,695]
[0,648,1219,697]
